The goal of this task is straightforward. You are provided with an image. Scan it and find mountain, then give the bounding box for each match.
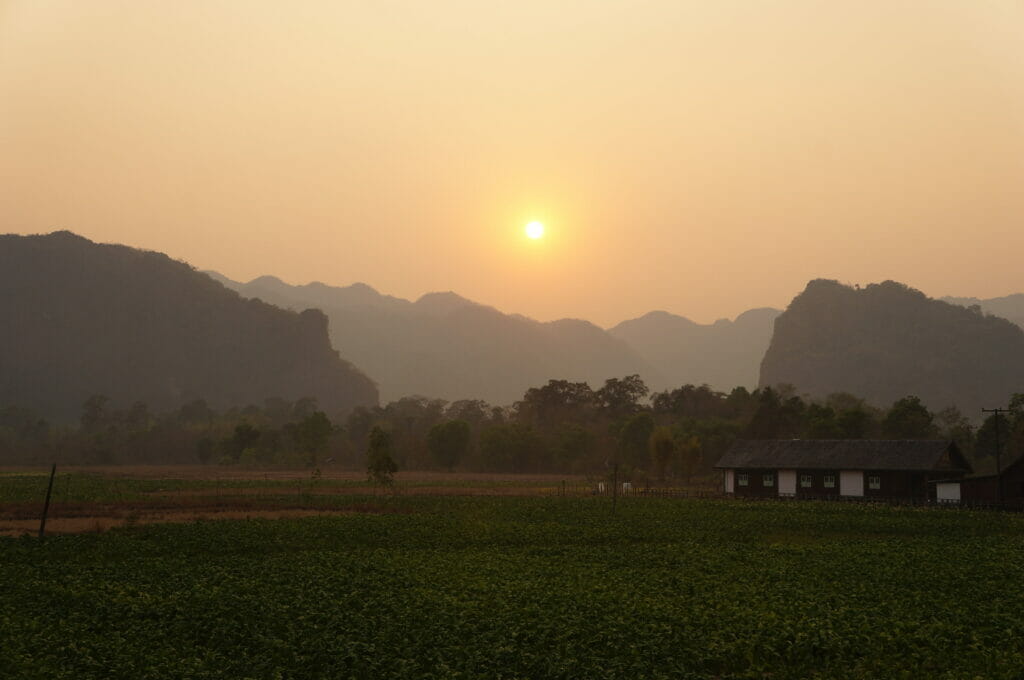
[942,294,1024,330]
[760,279,1024,413]
[0,232,378,420]
[608,308,781,391]
[212,274,659,404]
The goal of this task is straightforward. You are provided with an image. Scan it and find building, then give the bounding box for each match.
[715,439,972,501]
[960,454,1024,507]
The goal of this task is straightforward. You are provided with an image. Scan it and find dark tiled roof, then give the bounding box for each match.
[715,439,971,473]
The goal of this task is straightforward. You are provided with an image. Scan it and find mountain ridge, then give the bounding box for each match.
[212,272,783,401]
[1,232,379,420]
[760,279,1024,414]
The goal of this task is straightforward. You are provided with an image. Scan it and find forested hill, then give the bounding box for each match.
[760,279,1024,414]
[608,308,780,391]
[0,232,378,421]
[210,273,659,404]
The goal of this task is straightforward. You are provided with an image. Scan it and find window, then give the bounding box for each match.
[800,474,813,488]
[763,473,774,487]
[823,474,836,489]
[868,475,881,490]
[737,474,749,487]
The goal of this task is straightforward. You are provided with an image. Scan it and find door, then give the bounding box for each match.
[725,469,734,494]
[778,470,796,496]
[840,471,864,497]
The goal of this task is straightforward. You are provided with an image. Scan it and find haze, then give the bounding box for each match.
[2,1,1022,326]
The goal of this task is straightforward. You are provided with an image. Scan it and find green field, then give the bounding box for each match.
[2,495,1023,679]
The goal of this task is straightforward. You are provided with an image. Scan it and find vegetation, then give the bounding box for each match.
[4,379,1024,481]
[366,426,398,487]
[3,497,1024,678]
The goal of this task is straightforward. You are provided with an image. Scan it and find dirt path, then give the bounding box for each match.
[0,508,373,537]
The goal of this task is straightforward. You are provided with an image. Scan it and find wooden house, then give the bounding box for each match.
[960,454,1024,507]
[715,440,972,502]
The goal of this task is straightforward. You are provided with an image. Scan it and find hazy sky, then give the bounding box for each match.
[2,1,1022,326]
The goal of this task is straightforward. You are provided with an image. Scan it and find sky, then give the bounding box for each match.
[1,1,1022,327]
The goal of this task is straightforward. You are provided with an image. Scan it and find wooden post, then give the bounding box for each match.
[39,464,56,539]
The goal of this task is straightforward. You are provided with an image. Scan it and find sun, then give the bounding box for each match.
[525,221,545,239]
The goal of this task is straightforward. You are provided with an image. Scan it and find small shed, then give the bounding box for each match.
[716,440,972,501]
[960,454,1024,507]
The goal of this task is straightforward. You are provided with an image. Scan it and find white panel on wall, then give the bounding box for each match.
[840,471,864,497]
[778,470,796,496]
[725,470,734,494]
[936,482,961,504]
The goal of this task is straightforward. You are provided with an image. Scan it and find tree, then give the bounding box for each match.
[226,422,260,462]
[649,426,675,480]
[744,388,805,439]
[366,426,398,487]
[678,435,702,484]
[597,375,649,417]
[615,412,654,468]
[804,403,839,438]
[288,411,333,466]
[556,424,597,472]
[882,396,936,439]
[479,423,542,473]
[427,420,470,471]
[517,380,595,429]
[80,394,110,433]
[835,407,871,439]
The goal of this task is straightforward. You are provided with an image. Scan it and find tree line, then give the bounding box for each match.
[2,378,1022,482]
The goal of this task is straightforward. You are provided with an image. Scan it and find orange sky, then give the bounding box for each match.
[2,1,1022,326]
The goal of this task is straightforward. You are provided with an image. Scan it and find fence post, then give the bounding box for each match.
[39,464,57,539]
[612,464,618,514]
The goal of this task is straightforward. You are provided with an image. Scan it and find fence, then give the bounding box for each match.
[549,479,1024,511]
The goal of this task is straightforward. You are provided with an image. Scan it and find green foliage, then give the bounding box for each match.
[284,410,333,466]
[366,426,398,486]
[479,423,542,473]
[883,396,937,439]
[3,499,1024,678]
[649,426,675,480]
[614,412,654,468]
[596,374,649,416]
[427,419,470,471]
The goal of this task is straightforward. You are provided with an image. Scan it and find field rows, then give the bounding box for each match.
[2,492,1024,678]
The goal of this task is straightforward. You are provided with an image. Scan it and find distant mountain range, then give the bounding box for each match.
[0,232,377,421]
[208,274,783,404]
[608,308,781,393]
[761,279,1024,414]
[208,273,658,404]
[942,294,1024,330]
[9,231,1024,417]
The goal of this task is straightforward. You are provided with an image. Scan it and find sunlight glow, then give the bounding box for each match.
[525,221,545,239]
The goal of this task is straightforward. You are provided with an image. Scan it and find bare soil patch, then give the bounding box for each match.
[0,465,589,484]
[0,508,372,537]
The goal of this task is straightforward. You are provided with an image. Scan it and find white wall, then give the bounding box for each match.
[725,469,734,494]
[840,471,864,497]
[936,482,961,504]
[778,470,796,496]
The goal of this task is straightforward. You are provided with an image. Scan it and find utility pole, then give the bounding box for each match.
[982,408,1007,505]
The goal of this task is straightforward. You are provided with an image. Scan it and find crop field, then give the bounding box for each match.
[3,477,1024,679]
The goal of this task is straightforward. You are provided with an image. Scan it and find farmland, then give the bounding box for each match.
[2,472,1024,678]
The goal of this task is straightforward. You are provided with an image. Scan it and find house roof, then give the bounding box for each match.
[715,439,971,473]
